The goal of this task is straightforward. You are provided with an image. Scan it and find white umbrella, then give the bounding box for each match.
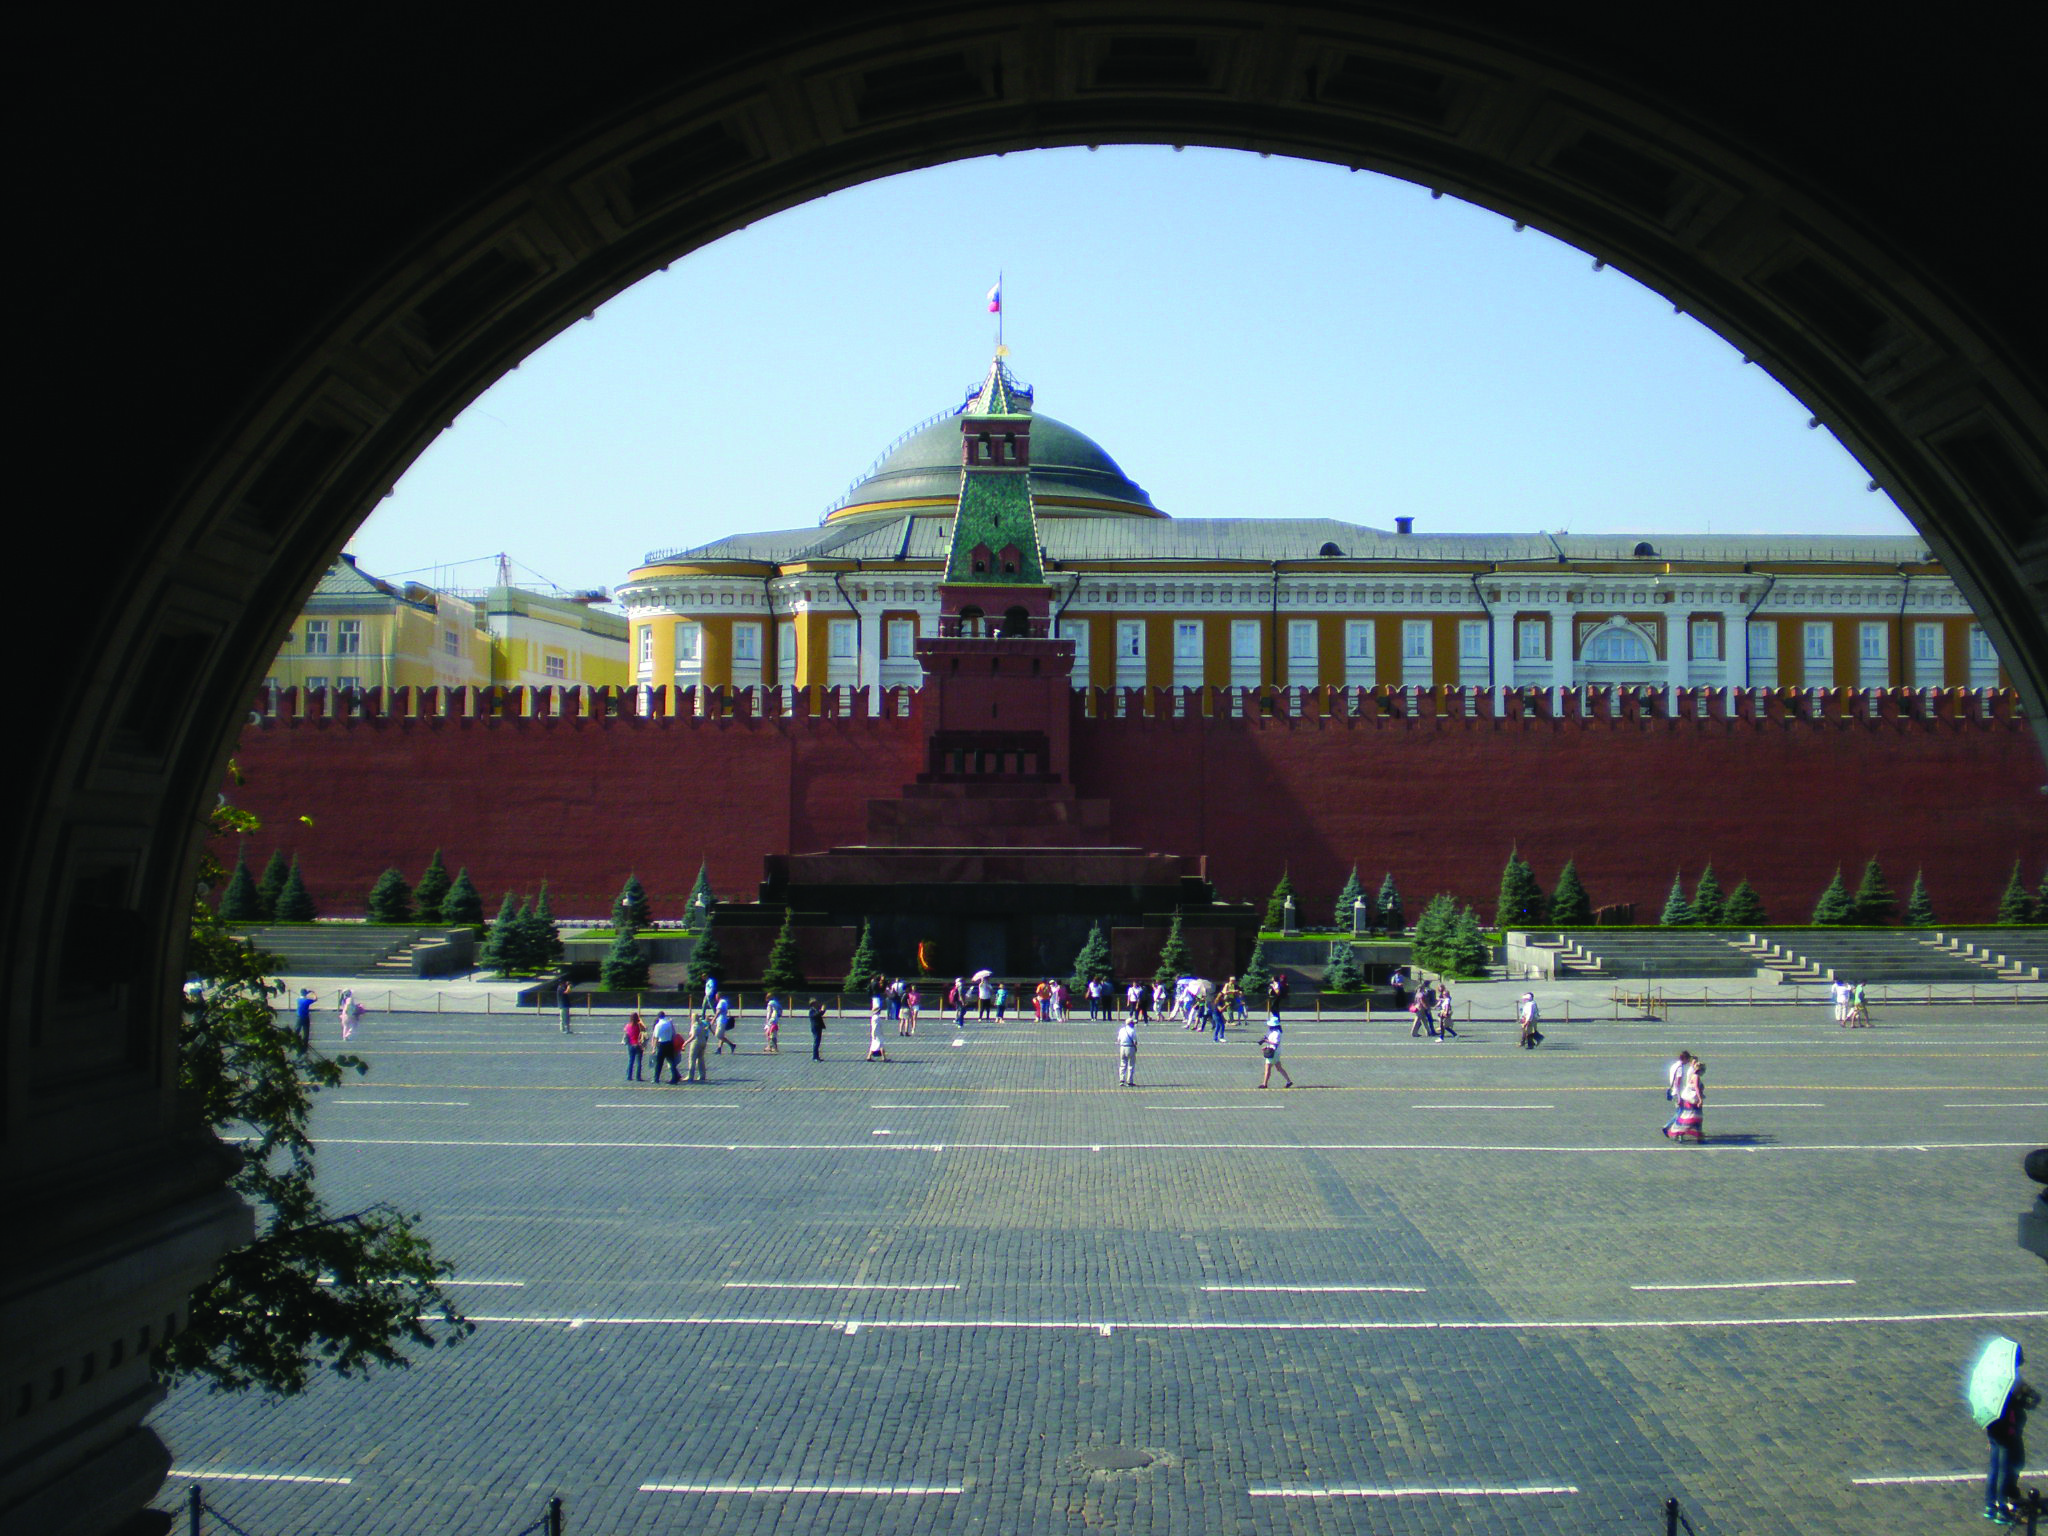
[971,969,994,982]
[1968,1336,2021,1426]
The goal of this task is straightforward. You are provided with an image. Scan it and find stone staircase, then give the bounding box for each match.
[1926,931,2043,981]
[1727,934,1829,982]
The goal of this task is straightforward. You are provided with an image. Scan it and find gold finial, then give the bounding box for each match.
[994,344,1010,358]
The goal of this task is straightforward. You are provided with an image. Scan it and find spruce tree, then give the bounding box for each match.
[686,861,715,929]
[1904,869,1936,926]
[525,883,563,967]
[274,858,317,922]
[481,893,520,974]
[686,918,726,994]
[1494,849,1547,928]
[1850,858,1896,925]
[1411,893,1458,972]
[1262,870,1296,932]
[1332,866,1364,932]
[1811,868,1855,925]
[1448,906,1491,977]
[1691,864,1725,926]
[841,920,877,995]
[2038,866,2048,922]
[366,868,413,924]
[612,874,653,935]
[1995,861,2034,923]
[1068,921,1111,991]
[257,848,291,921]
[1375,872,1406,934]
[1549,859,1592,926]
[442,867,483,928]
[1154,909,1193,987]
[760,909,803,997]
[413,850,451,924]
[1322,938,1363,993]
[1240,937,1273,1000]
[1722,879,1768,927]
[220,849,263,921]
[600,927,651,990]
[1659,875,1693,927]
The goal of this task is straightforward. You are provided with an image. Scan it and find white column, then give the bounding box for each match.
[1726,605,1752,689]
[1490,605,1515,694]
[1666,612,1691,689]
[1546,604,1575,689]
[857,597,883,709]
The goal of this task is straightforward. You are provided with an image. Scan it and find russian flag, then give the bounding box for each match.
[986,280,1001,314]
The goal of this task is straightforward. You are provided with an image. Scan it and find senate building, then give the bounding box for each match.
[618,354,2004,704]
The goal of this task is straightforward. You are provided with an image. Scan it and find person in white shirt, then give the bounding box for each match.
[1665,1048,1692,1102]
[1830,977,1854,1025]
[1517,992,1542,1050]
[1116,1019,1138,1086]
[1258,1018,1292,1088]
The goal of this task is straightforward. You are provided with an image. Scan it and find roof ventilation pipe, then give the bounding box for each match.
[1394,517,1414,535]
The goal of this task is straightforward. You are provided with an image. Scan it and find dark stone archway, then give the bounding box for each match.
[11,7,2043,1531]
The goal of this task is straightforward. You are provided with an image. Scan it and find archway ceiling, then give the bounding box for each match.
[16,0,2047,1031]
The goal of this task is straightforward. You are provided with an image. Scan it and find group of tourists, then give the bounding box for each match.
[1662,1048,1707,1141]
[1402,975,1461,1039]
[1830,976,1874,1027]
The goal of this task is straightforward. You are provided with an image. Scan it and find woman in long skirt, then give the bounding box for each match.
[1664,1057,1705,1142]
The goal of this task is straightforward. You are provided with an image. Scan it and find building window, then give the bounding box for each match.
[1968,625,1994,663]
[543,654,567,679]
[638,627,654,668]
[1584,627,1651,663]
[1173,622,1202,663]
[1288,620,1318,663]
[1803,622,1832,660]
[1344,620,1374,660]
[1117,621,1143,660]
[1748,624,1776,660]
[777,621,796,681]
[734,623,761,663]
[1517,619,1546,660]
[1689,621,1721,660]
[1858,622,1887,661]
[885,619,912,659]
[828,620,855,660]
[443,628,460,657]
[303,620,329,655]
[1914,622,1942,663]
[1459,620,1486,661]
[305,676,328,693]
[332,675,357,694]
[1401,620,1430,661]
[1231,620,1260,661]
[337,620,361,656]
[676,622,703,664]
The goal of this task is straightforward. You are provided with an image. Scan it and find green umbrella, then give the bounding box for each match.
[1968,1336,2021,1427]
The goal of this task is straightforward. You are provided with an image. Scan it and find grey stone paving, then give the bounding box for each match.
[151,1003,2048,1534]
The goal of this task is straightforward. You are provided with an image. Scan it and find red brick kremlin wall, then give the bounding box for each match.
[226,685,2048,924]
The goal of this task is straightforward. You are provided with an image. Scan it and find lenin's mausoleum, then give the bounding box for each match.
[229,356,2048,973]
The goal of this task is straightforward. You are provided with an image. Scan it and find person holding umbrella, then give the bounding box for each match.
[1970,1336,2040,1524]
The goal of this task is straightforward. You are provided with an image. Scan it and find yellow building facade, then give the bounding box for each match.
[265,556,628,697]
[619,361,2006,703]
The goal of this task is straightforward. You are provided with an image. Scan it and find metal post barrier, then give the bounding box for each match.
[548,1493,564,1536]
[189,1484,202,1536]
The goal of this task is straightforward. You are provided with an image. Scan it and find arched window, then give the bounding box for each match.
[1584,627,1652,663]
[1000,605,1030,637]
[958,605,984,636]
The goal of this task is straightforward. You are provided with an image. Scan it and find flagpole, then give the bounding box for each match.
[997,268,1004,352]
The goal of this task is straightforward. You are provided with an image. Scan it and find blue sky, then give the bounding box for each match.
[352,147,1912,596]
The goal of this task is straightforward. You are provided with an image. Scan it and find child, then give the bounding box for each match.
[763,995,781,1053]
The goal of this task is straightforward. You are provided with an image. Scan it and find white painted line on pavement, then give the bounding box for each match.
[1850,1472,1983,1486]
[1250,1483,1578,1499]
[1144,1106,1289,1112]
[312,1136,2039,1155]
[1715,1102,1825,1108]
[1411,1105,1552,1111]
[168,1470,354,1486]
[725,1282,959,1292]
[1631,1279,1854,1292]
[441,1279,526,1288]
[1204,1285,1427,1294]
[467,1306,2048,1333]
[594,1103,742,1109]
[1945,1102,2048,1108]
[869,1104,1009,1110]
[642,1483,961,1496]
[329,1100,470,1107]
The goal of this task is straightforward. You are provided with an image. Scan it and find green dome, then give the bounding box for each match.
[827,410,1159,522]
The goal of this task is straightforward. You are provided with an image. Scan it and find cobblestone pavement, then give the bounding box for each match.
[151,1003,2048,1535]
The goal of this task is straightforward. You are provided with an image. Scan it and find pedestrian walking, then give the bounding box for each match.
[1410,980,1435,1038]
[1258,1017,1293,1088]
[1210,985,1227,1042]
[1982,1346,2038,1524]
[1664,1049,1693,1104]
[337,987,363,1041]
[1663,1056,1705,1141]
[685,1010,711,1082]
[1517,991,1543,1050]
[556,969,575,1034]
[292,987,317,1049]
[866,1004,890,1061]
[650,1010,678,1082]
[808,998,827,1059]
[1850,979,1872,1027]
[1830,975,1854,1026]
[763,994,782,1052]
[1389,966,1409,1015]
[994,983,1009,1022]
[1116,1018,1138,1086]
[713,991,737,1053]
[623,1010,646,1082]
[977,975,994,1020]
[1435,982,1457,1039]
[903,984,919,1036]
[951,981,968,1031]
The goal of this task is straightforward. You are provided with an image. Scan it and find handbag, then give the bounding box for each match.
[1261,1043,1276,1059]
